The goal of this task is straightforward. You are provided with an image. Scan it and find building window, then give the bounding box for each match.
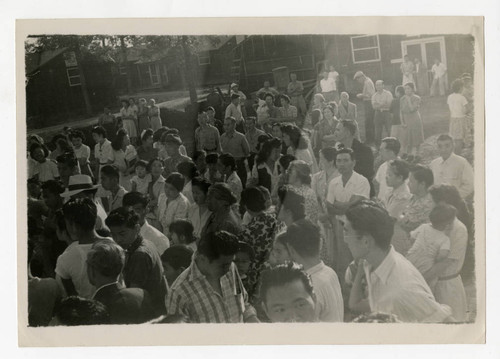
[351,35,381,63]
[198,52,210,65]
[66,67,81,86]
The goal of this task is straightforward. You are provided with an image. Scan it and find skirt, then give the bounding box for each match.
[122,119,138,138]
[390,125,409,154]
[150,116,162,132]
[434,275,468,322]
[449,117,467,141]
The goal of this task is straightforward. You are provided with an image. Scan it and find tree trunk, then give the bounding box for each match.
[181,40,198,105]
[120,36,133,94]
[74,47,93,116]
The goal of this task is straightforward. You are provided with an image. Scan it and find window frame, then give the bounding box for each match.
[66,67,81,87]
[198,52,211,66]
[350,35,381,64]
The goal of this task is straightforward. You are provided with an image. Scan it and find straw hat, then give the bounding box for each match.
[60,175,98,198]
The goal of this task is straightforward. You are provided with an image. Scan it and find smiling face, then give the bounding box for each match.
[323,107,334,121]
[263,279,316,323]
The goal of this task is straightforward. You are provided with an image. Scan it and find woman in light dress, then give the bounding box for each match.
[120,99,138,144]
[148,99,163,131]
[110,129,137,192]
[400,83,424,155]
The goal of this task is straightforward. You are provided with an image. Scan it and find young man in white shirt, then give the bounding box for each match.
[282,219,344,322]
[431,58,447,96]
[371,80,394,147]
[122,191,170,256]
[374,137,401,206]
[344,200,453,323]
[319,71,336,103]
[429,134,474,200]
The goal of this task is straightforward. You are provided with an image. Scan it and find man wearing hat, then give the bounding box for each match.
[354,71,376,145]
[60,174,109,232]
[162,133,192,178]
[225,93,244,132]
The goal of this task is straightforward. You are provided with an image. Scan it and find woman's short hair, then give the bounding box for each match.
[279,154,296,172]
[410,164,434,188]
[323,103,336,115]
[256,137,281,165]
[313,93,325,103]
[135,159,149,170]
[91,125,107,139]
[280,94,291,103]
[146,157,163,172]
[404,82,415,91]
[218,153,237,172]
[69,130,85,141]
[63,198,97,231]
[345,200,395,250]
[153,127,169,142]
[241,186,267,212]
[381,137,401,155]
[165,172,185,192]
[141,128,154,143]
[29,143,49,159]
[281,125,307,150]
[87,240,125,278]
[208,183,238,205]
[320,146,337,163]
[264,92,274,101]
[191,176,211,195]
[289,160,312,185]
[388,159,410,181]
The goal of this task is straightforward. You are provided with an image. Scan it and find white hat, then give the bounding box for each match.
[353,71,364,80]
[60,174,98,198]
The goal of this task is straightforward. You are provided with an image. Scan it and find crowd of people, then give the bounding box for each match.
[26,58,475,326]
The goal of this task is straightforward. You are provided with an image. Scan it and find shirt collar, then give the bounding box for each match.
[440,153,456,164]
[365,246,397,285]
[305,261,325,276]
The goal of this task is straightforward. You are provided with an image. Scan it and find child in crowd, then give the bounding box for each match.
[235,241,255,284]
[177,161,199,204]
[160,245,194,287]
[406,204,456,290]
[29,143,60,183]
[157,172,190,236]
[130,160,152,194]
[447,79,469,154]
[204,153,222,184]
[168,219,198,252]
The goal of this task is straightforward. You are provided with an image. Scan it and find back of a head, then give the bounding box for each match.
[122,191,149,208]
[56,296,110,326]
[259,262,314,304]
[161,244,194,271]
[429,204,457,230]
[410,164,434,188]
[87,240,125,278]
[345,200,395,250]
[197,230,239,262]
[100,165,120,180]
[41,179,65,196]
[165,172,185,192]
[429,184,464,210]
[278,186,306,222]
[283,219,321,258]
[169,219,195,244]
[62,197,97,231]
[341,119,357,137]
[241,186,267,212]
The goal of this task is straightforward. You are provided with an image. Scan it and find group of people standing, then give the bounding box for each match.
[26,56,475,326]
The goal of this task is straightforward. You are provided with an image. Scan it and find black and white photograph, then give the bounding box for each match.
[15,16,485,346]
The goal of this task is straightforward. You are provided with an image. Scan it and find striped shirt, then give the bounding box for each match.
[166,260,255,323]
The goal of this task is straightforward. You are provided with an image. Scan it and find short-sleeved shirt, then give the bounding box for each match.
[447,93,468,118]
[94,139,113,165]
[371,90,394,111]
[55,242,95,298]
[220,131,250,159]
[195,125,221,153]
[375,161,390,203]
[361,77,376,100]
[407,223,450,275]
[124,237,167,315]
[431,63,447,78]
[320,78,336,93]
[306,261,344,322]
[225,103,243,124]
[326,171,370,221]
[131,174,152,194]
[384,183,412,219]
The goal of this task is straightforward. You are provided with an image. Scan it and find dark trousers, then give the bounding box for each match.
[363,101,375,144]
[235,158,248,189]
[374,110,392,147]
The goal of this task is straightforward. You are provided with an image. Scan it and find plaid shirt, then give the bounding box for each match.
[166,260,255,323]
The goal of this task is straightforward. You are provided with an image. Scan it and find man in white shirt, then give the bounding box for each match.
[319,71,336,103]
[344,200,453,322]
[122,192,170,256]
[371,80,393,147]
[374,137,401,206]
[282,219,344,322]
[431,58,447,96]
[429,134,474,199]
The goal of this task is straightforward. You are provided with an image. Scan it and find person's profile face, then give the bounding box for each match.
[192,185,207,205]
[270,240,291,265]
[162,261,180,286]
[122,135,131,147]
[282,133,291,147]
[206,190,218,212]
[437,140,454,159]
[130,203,146,222]
[333,123,345,142]
[343,219,367,260]
[216,159,228,176]
[385,166,401,188]
[170,232,182,245]
[263,279,316,323]
[92,133,101,144]
[150,160,163,177]
[234,252,251,275]
[109,224,139,249]
[379,142,392,161]
[336,153,355,174]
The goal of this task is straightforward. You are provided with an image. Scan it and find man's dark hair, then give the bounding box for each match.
[259,262,314,304]
[282,219,321,258]
[277,186,306,222]
[410,164,434,188]
[437,133,454,143]
[62,197,97,231]
[41,179,65,196]
[105,207,140,229]
[336,147,355,161]
[278,154,296,172]
[381,137,401,155]
[219,153,237,172]
[280,94,291,103]
[429,204,457,231]
[191,176,211,195]
[177,161,199,180]
[237,241,255,260]
[320,146,337,163]
[224,116,237,126]
[54,209,67,233]
[205,153,219,165]
[388,159,410,181]
[56,296,110,326]
[241,186,267,212]
[197,230,239,262]
[340,119,357,136]
[91,126,107,139]
[169,219,195,244]
[165,172,185,192]
[345,200,395,250]
[160,245,194,271]
[100,165,120,180]
[122,191,149,209]
[451,78,464,93]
